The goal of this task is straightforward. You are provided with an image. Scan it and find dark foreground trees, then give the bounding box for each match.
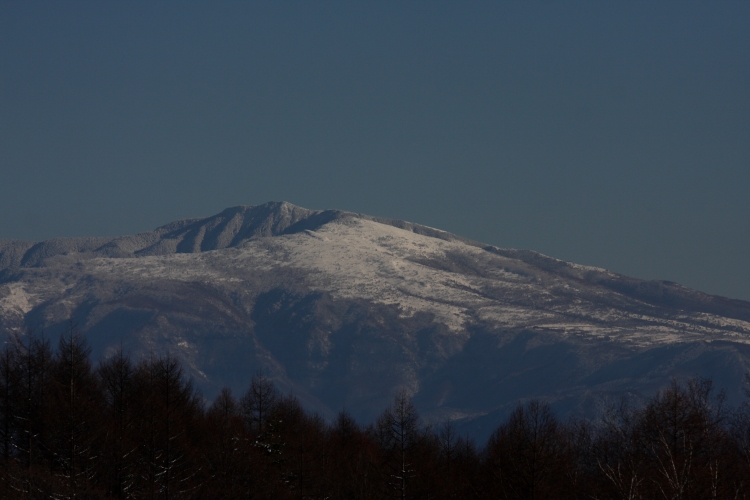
[484,400,568,499]
[591,378,744,500]
[0,328,749,498]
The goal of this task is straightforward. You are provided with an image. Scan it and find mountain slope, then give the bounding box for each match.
[1,202,749,439]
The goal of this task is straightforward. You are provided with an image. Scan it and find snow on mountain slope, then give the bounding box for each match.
[1,202,749,437]
[29,214,750,346]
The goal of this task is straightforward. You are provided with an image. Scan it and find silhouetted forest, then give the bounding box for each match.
[1,324,750,499]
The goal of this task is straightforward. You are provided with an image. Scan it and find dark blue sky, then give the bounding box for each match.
[1,2,749,300]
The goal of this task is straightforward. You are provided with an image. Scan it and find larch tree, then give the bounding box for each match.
[240,370,279,435]
[98,347,138,499]
[483,400,567,500]
[47,321,103,499]
[375,389,420,500]
[132,353,202,500]
[202,387,252,499]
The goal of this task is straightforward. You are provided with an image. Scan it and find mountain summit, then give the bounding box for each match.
[1,202,749,438]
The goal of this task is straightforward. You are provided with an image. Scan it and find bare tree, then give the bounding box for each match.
[593,399,646,500]
[730,390,750,497]
[202,387,252,498]
[131,353,202,500]
[98,347,137,499]
[47,321,102,499]
[637,378,729,500]
[484,400,567,500]
[376,389,420,500]
[241,370,279,435]
[326,410,379,500]
[0,340,18,462]
[6,329,53,498]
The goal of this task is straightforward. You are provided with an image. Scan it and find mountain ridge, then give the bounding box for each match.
[0,201,486,265]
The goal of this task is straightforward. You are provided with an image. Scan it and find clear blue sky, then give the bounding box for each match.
[1,2,748,300]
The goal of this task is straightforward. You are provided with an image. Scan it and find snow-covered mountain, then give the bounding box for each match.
[1,202,749,439]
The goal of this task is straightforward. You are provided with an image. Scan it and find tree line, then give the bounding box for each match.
[1,324,750,499]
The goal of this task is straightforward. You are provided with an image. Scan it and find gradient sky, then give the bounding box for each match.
[1,2,748,300]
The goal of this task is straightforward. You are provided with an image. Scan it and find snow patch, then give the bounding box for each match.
[0,283,34,315]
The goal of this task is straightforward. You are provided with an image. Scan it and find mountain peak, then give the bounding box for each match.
[142,201,342,255]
